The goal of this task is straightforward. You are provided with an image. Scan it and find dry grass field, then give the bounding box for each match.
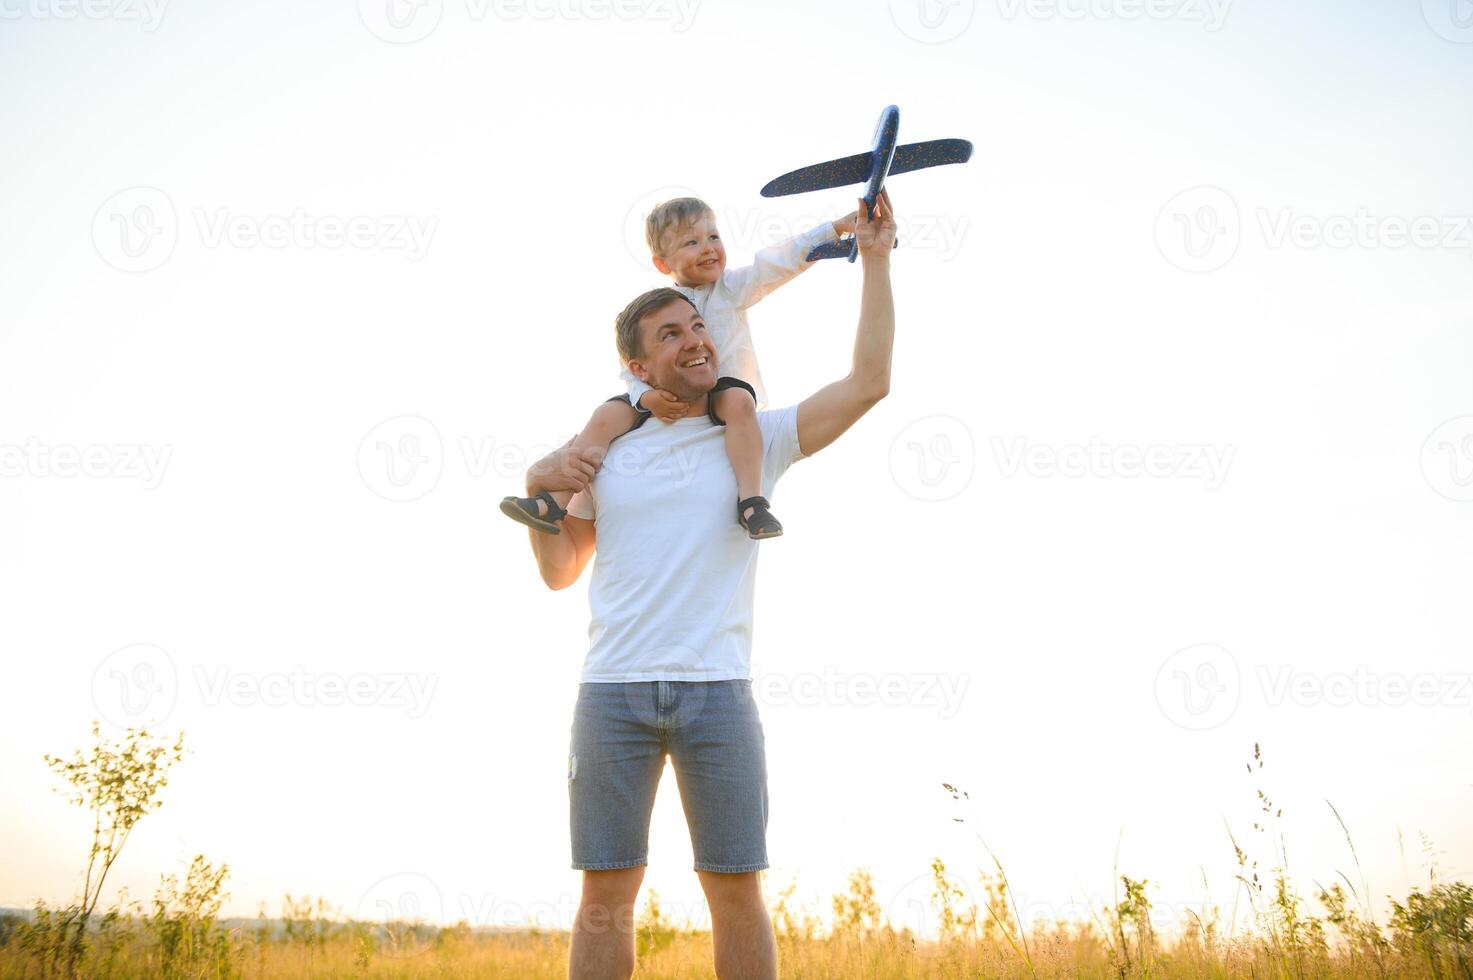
[5,728,1469,978]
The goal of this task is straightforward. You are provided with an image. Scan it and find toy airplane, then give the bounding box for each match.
[759,104,973,262]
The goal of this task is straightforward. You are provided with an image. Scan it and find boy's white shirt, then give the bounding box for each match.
[621,222,838,412]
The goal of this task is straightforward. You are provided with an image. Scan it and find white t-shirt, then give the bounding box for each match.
[564,404,806,682]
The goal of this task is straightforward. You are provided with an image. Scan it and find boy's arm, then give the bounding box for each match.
[621,367,690,423]
[795,194,896,457]
[726,212,855,310]
[621,367,655,416]
[523,443,599,590]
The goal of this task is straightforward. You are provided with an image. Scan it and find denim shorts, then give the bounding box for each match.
[568,679,769,873]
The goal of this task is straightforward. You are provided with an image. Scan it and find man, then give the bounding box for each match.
[520,191,896,980]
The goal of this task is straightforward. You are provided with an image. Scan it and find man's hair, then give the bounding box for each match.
[615,287,698,365]
[645,197,714,257]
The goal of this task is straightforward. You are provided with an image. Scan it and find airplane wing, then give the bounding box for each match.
[888,138,974,176]
[760,151,874,198]
[804,238,856,262]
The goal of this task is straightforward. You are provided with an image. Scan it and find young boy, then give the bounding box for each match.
[501,196,855,539]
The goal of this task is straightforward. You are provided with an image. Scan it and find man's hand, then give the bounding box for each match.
[855,190,897,258]
[638,388,691,424]
[526,438,601,498]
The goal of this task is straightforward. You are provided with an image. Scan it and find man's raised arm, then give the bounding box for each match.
[521,442,599,590]
[795,191,898,457]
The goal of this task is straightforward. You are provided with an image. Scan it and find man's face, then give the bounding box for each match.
[653,212,726,287]
[627,298,718,400]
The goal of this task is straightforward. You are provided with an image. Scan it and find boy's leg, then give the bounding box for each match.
[522,398,638,520]
[715,388,765,523]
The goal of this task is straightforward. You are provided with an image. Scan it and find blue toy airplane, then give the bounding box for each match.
[759,104,973,262]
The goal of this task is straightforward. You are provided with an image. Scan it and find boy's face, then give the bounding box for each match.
[627,298,718,400]
[652,212,726,287]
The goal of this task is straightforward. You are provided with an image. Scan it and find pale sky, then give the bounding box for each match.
[2,0,1471,941]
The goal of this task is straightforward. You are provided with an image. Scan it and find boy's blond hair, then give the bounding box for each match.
[645,197,714,258]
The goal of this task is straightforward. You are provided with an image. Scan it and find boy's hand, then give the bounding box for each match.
[526,438,601,497]
[832,210,859,238]
[640,388,691,423]
[855,190,897,258]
